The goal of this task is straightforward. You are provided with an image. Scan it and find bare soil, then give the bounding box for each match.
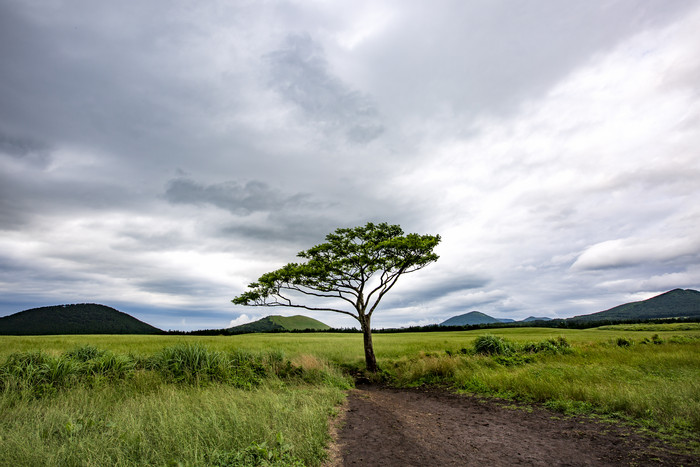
[328,385,698,466]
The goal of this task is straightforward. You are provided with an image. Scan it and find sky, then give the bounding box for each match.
[1,1,699,331]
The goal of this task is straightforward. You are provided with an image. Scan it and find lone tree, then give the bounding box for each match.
[232,222,440,372]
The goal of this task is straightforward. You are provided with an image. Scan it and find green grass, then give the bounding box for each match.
[0,379,344,466]
[384,331,700,445]
[2,326,697,361]
[1,324,699,463]
[0,344,350,466]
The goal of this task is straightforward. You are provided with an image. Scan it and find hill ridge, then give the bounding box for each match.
[227,314,330,334]
[0,303,162,335]
[568,288,700,322]
[440,311,501,326]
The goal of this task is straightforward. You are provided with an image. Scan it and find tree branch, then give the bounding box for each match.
[249,297,360,321]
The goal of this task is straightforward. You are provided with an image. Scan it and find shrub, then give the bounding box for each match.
[615,337,633,347]
[473,335,516,356]
[522,337,570,354]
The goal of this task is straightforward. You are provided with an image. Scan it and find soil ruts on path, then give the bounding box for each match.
[330,386,697,466]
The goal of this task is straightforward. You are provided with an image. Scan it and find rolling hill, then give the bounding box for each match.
[227,315,330,334]
[0,303,162,335]
[439,311,501,326]
[567,288,700,323]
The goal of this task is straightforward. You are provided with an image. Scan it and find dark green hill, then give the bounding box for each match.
[568,289,700,323]
[0,304,162,335]
[227,315,330,334]
[440,311,500,326]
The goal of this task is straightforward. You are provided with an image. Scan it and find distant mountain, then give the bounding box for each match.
[0,304,162,335]
[227,315,330,333]
[568,289,700,323]
[497,318,516,323]
[439,311,501,326]
[523,316,552,322]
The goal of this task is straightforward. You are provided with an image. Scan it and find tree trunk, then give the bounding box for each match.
[360,316,378,373]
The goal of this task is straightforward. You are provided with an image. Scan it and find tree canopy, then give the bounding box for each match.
[233,222,441,371]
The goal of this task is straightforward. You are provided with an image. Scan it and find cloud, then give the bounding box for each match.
[265,33,384,143]
[229,314,254,328]
[165,178,312,215]
[572,237,700,271]
[1,1,699,330]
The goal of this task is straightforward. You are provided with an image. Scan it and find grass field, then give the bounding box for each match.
[1,325,698,465]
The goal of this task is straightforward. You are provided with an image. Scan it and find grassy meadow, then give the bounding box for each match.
[1,324,699,465]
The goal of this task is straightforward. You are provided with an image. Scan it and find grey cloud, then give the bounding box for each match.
[0,129,50,163]
[136,278,221,297]
[265,33,385,143]
[382,275,491,310]
[221,213,352,247]
[0,163,141,232]
[363,1,694,122]
[408,276,491,302]
[1,1,699,329]
[164,178,312,215]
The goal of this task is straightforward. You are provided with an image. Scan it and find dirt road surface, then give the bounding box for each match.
[328,386,697,466]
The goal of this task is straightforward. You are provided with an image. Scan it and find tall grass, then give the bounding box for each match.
[388,335,700,437]
[0,344,351,466]
[0,380,345,466]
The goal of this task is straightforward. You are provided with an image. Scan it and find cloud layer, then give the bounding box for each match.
[1,1,699,330]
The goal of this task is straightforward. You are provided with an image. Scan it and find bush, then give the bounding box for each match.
[473,335,516,356]
[522,337,570,354]
[615,337,633,347]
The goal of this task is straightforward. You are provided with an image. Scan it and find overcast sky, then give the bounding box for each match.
[1,1,699,331]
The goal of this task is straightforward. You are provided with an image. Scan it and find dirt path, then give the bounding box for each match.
[329,386,697,466]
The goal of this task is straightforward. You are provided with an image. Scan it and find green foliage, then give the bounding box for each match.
[154,344,246,386]
[1,343,351,400]
[0,351,81,397]
[469,336,570,366]
[473,335,516,355]
[64,344,106,361]
[522,337,571,354]
[233,222,440,313]
[209,433,305,466]
[615,336,634,347]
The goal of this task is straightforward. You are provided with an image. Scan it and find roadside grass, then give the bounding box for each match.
[0,379,345,466]
[384,333,700,451]
[0,344,351,466]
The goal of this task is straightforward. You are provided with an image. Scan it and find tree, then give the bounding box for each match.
[232,222,441,372]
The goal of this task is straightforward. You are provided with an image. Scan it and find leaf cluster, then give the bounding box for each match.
[233,223,440,321]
